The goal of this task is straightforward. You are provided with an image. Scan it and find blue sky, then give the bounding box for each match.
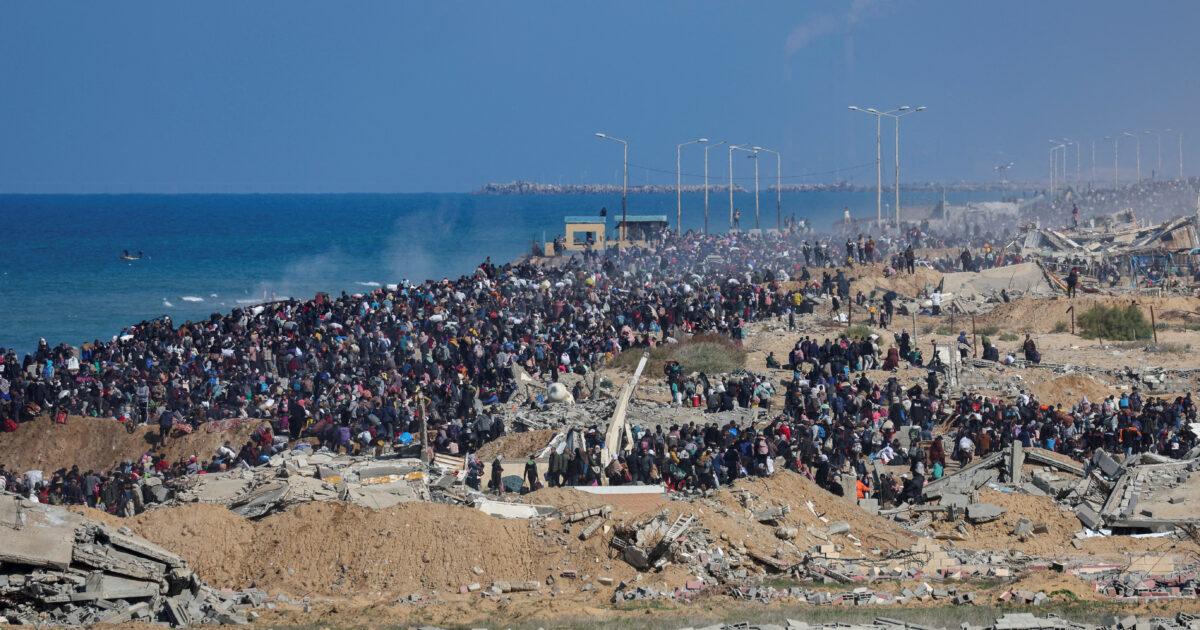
[1,1,1196,193]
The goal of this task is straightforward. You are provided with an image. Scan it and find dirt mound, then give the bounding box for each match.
[975,295,1200,335]
[126,503,255,581]
[709,471,916,553]
[122,500,635,597]
[990,571,1105,602]
[947,488,1082,556]
[1031,374,1119,406]
[521,486,621,512]
[0,414,260,474]
[780,264,943,299]
[476,428,559,461]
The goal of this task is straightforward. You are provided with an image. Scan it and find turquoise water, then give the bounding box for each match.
[0,190,999,355]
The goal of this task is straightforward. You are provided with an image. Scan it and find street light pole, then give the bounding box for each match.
[1166,129,1183,178]
[595,133,628,242]
[1114,135,1120,188]
[880,106,925,230]
[1123,132,1141,182]
[703,141,725,235]
[754,146,781,231]
[676,138,708,234]
[1146,131,1161,180]
[728,143,748,231]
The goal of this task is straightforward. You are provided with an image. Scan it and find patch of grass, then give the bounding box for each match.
[976,325,1001,336]
[609,333,746,376]
[1150,342,1191,354]
[842,324,876,339]
[1184,323,1200,331]
[1078,304,1153,340]
[920,325,935,335]
[999,332,1019,342]
[935,325,954,335]
[1052,321,1069,333]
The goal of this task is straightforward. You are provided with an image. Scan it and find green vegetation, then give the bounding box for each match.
[1078,304,1153,340]
[842,324,876,340]
[609,333,746,375]
[976,325,1001,336]
[1052,321,1069,333]
[935,325,954,335]
[999,332,1019,342]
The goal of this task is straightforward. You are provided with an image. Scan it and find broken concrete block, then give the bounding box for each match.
[965,503,1006,523]
[1093,450,1121,477]
[1075,504,1102,530]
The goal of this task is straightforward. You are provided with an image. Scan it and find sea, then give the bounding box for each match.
[0,189,1002,356]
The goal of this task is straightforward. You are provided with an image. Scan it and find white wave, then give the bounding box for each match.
[355,281,382,287]
[162,299,175,308]
[209,293,219,298]
[180,296,204,302]
[235,298,261,304]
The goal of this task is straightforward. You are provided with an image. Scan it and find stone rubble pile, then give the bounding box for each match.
[0,493,260,627]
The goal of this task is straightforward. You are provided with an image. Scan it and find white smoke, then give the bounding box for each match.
[785,0,883,56]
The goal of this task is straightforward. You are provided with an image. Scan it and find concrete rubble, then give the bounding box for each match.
[911,442,1200,536]
[0,493,260,627]
[165,447,436,518]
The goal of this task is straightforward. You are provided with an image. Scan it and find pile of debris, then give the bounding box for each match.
[166,449,440,518]
[0,493,259,626]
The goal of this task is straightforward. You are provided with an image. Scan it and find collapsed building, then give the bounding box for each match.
[0,494,260,626]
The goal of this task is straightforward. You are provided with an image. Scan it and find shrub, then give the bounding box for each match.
[999,333,1019,342]
[976,325,1000,336]
[1052,321,1069,333]
[843,324,876,340]
[609,333,746,375]
[1078,304,1153,341]
[935,325,953,335]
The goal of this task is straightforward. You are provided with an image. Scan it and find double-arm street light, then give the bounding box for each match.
[1049,142,1064,194]
[703,141,726,234]
[754,146,781,231]
[734,145,761,228]
[728,143,749,230]
[1060,138,1079,186]
[849,105,921,229]
[1145,131,1161,180]
[879,106,926,229]
[1122,132,1141,183]
[676,138,708,233]
[595,133,627,240]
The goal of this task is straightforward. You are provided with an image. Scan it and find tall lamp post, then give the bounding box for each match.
[849,106,910,229]
[1062,138,1079,187]
[1145,131,1161,180]
[595,133,627,241]
[754,146,781,231]
[728,143,748,231]
[1123,132,1141,183]
[879,106,926,229]
[1114,134,1120,188]
[676,138,708,233]
[1049,142,1064,195]
[703,140,725,234]
[734,145,760,228]
[1165,129,1183,178]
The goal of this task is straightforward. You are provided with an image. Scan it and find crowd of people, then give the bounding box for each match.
[2,204,1197,515]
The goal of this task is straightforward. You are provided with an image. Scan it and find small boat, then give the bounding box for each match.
[121,250,144,261]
